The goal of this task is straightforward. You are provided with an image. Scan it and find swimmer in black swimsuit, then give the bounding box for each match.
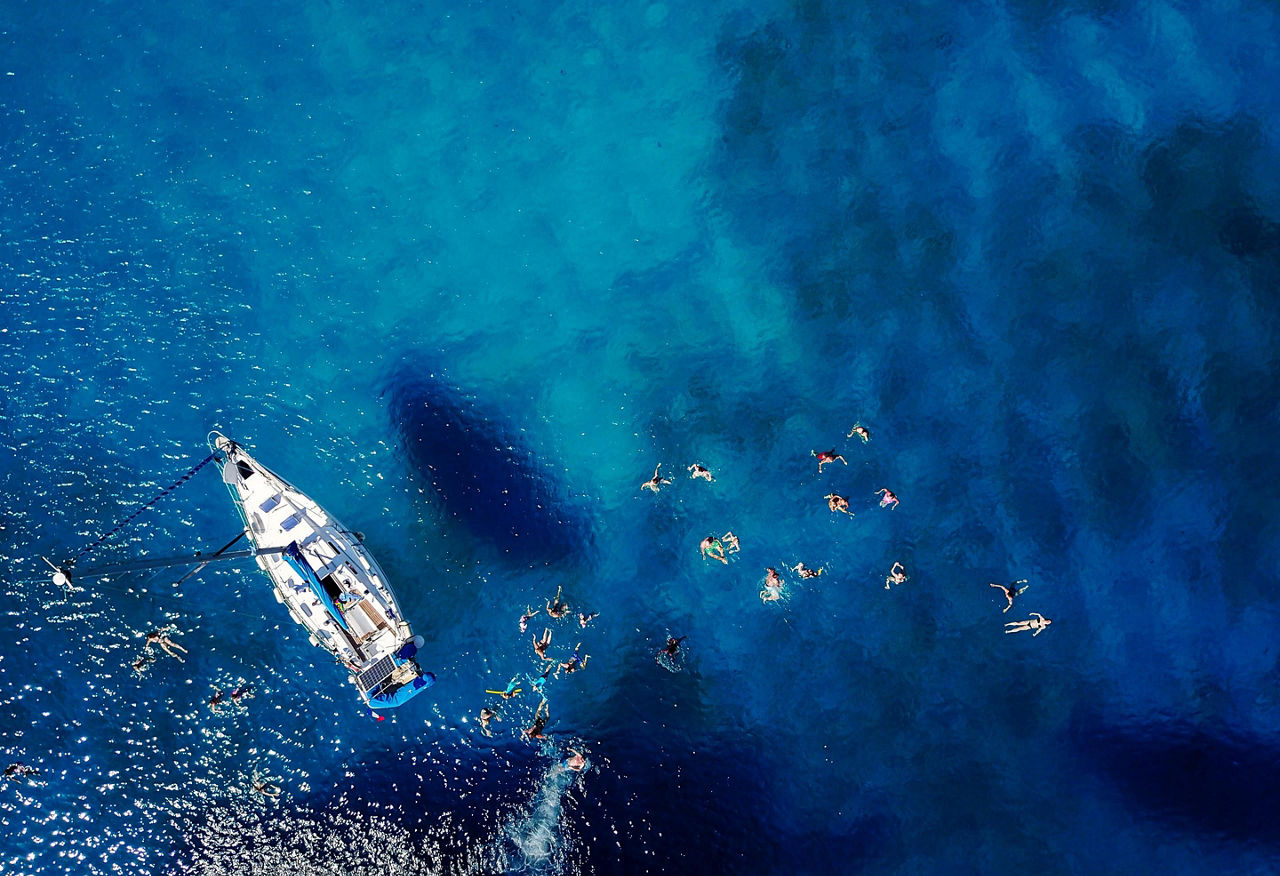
[990,579,1029,613]
[524,700,550,741]
[641,464,672,493]
[546,586,570,619]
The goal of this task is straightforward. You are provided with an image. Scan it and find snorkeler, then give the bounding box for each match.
[793,562,824,578]
[700,535,728,564]
[660,636,687,659]
[534,627,554,661]
[847,423,871,443]
[546,586,570,619]
[722,531,741,554]
[251,774,282,798]
[519,606,540,633]
[559,643,589,676]
[524,700,550,741]
[3,763,37,782]
[875,488,899,509]
[826,493,853,515]
[688,463,715,482]
[990,579,1029,613]
[641,464,672,493]
[812,449,847,472]
[144,626,188,661]
[578,611,599,629]
[479,707,501,737]
[886,562,908,589]
[530,663,555,694]
[1004,612,1052,636]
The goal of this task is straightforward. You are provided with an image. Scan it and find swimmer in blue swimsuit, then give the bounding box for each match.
[559,643,589,676]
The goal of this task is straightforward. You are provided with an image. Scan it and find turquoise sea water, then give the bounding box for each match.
[4,0,1280,873]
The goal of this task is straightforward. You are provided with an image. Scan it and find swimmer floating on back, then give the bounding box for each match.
[578,611,599,629]
[812,449,847,472]
[990,579,1029,613]
[1004,612,1052,636]
[848,423,871,443]
[721,532,741,554]
[688,463,714,482]
[641,464,672,493]
[875,488,899,509]
[793,562,824,578]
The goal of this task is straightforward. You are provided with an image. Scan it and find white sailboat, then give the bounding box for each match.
[210,432,434,711]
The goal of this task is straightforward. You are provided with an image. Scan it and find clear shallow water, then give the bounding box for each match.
[3,0,1280,873]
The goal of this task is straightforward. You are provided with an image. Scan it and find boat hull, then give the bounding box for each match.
[210,432,433,710]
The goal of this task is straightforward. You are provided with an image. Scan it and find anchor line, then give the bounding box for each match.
[66,451,220,566]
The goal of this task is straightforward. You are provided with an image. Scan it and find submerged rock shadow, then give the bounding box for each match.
[1072,709,1280,846]
[383,362,594,569]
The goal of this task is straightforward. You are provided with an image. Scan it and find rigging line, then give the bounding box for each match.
[66,450,220,566]
[171,530,248,589]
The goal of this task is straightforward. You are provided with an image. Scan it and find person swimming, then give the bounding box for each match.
[688,463,714,482]
[990,579,1029,613]
[847,423,871,443]
[559,643,589,676]
[479,707,501,736]
[251,774,282,798]
[208,689,227,712]
[875,488,899,509]
[641,464,672,493]
[886,562,908,589]
[793,562,824,578]
[812,449,847,472]
[721,531,741,553]
[530,663,554,694]
[144,626,188,661]
[131,653,155,676]
[578,611,599,629]
[3,763,37,782]
[660,636,686,658]
[534,627,554,661]
[1004,612,1052,636]
[563,747,587,771]
[826,493,853,515]
[524,700,550,741]
[546,586,570,619]
[500,677,522,699]
[519,606,539,633]
[700,535,728,564]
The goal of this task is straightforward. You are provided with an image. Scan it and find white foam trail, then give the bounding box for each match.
[500,756,587,874]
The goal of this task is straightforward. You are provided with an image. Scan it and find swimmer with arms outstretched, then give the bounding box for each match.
[1004,612,1051,636]
[990,579,1029,613]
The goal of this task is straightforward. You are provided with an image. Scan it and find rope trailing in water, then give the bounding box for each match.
[67,451,220,566]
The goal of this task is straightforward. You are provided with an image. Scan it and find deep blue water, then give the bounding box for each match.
[3,0,1280,873]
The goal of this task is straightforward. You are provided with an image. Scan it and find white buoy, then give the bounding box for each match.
[52,570,70,589]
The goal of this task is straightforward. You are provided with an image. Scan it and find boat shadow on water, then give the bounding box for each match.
[382,363,595,570]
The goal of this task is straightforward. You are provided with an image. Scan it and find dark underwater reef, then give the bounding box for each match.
[1072,710,1280,845]
[383,364,592,568]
